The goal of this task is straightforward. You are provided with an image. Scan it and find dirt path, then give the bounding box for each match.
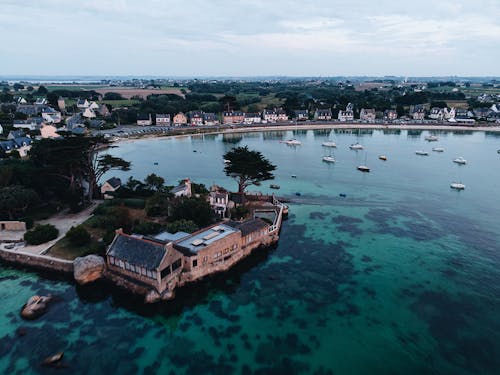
[22,201,101,255]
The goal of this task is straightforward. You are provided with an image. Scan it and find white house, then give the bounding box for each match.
[41,107,62,123]
[338,103,354,122]
[77,99,90,109]
[209,185,233,218]
[156,114,170,125]
[262,109,278,123]
[360,108,376,122]
[244,113,261,125]
[0,124,3,135]
[82,107,97,119]
[170,178,192,198]
[314,109,332,121]
[101,177,122,199]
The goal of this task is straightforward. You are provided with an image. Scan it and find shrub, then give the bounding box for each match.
[66,225,91,246]
[231,206,249,220]
[133,220,163,235]
[24,224,59,245]
[123,198,145,209]
[166,219,197,234]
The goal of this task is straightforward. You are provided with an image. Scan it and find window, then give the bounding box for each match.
[161,266,171,278]
[147,270,153,278]
[141,267,147,276]
[192,259,198,268]
[119,260,124,268]
[172,259,182,271]
[152,271,157,279]
[109,256,115,265]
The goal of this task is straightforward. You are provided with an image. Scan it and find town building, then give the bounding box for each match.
[314,109,332,121]
[137,113,152,126]
[77,99,90,109]
[188,111,204,126]
[13,118,44,131]
[209,185,232,218]
[262,109,278,123]
[57,97,66,113]
[41,107,62,123]
[383,109,398,121]
[223,111,245,124]
[411,106,426,121]
[156,114,170,125]
[360,108,376,122]
[294,110,309,121]
[277,109,289,122]
[173,112,188,126]
[244,113,261,125]
[170,178,192,197]
[104,196,286,301]
[429,108,445,121]
[337,104,354,122]
[203,113,219,125]
[40,124,61,139]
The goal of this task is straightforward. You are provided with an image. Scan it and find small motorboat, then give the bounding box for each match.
[291,174,297,178]
[285,139,301,145]
[497,149,500,154]
[223,159,231,164]
[153,162,159,165]
[378,155,387,161]
[425,135,439,141]
[453,156,467,165]
[339,193,347,198]
[295,192,301,196]
[432,147,444,152]
[322,141,337,147]
[450,182,465,190]
[349,143,364,150]
[322,156,336,163]
[270,184,280,189]
[415,150,429,156]
[357,165,370,172]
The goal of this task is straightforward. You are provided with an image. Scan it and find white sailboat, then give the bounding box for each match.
[349,128,364,150]
[285,139,301,145]
[322,155,336,163]
[425,135,439,141]
[415,150,429,156]
[453,156,467,165]
[432,147,444,152]
[450,182,465,190]
[322,141,337,147]
[357,153,370,172]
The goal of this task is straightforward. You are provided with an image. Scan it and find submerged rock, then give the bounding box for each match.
[20,295,52,320]
[73,255,105,285]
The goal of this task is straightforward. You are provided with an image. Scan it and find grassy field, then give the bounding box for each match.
[46,85,106,91]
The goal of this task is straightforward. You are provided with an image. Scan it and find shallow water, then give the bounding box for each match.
[1,129,500,374]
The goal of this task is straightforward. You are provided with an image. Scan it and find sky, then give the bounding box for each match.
[0,0,499,77]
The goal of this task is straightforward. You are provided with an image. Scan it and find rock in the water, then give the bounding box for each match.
[145,289,161,304]
[73,255,105,285]
[21,295,52,320]
[42,351,64,366]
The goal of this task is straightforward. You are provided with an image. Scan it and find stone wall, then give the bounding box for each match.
[0,249,73,275]
[0,221,26,231]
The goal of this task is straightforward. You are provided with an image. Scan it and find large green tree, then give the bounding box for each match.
[223,146,276,195]
[30,135,130,202]
[0,185,39,220]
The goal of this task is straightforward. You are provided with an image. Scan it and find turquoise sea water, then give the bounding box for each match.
[1,129,500,374]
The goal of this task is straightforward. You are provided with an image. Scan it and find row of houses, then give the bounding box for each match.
[0,130,32,157]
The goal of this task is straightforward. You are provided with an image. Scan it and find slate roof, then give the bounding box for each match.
[226,218,269,236]
[13,137,32,147]
[154,231,190,242]
[106,177,121,189]
[170,182,187,194]
[8,130,26,138]
[107,234,166,269]
[137,113,151,121]
[0,140,16,151]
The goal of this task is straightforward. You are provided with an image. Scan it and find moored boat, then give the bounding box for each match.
[415,150,429,156]
[270,184,280,189]
[322,141,337,147]
[432,147,444,152]
[378,155,387,161]
[453,156,467,165]
[450,182,465,190]
[357,165,370,172]
[285,139,301,145]
[322,156,336,163]
[349,143,364,150]
[425,135,439,141]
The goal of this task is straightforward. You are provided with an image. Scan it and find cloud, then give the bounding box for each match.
[0,0,499,75]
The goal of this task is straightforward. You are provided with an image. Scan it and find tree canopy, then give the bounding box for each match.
[223,146,276,194]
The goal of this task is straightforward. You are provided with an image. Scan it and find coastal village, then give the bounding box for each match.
[1,78,500,158]
[1,78,500,304]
